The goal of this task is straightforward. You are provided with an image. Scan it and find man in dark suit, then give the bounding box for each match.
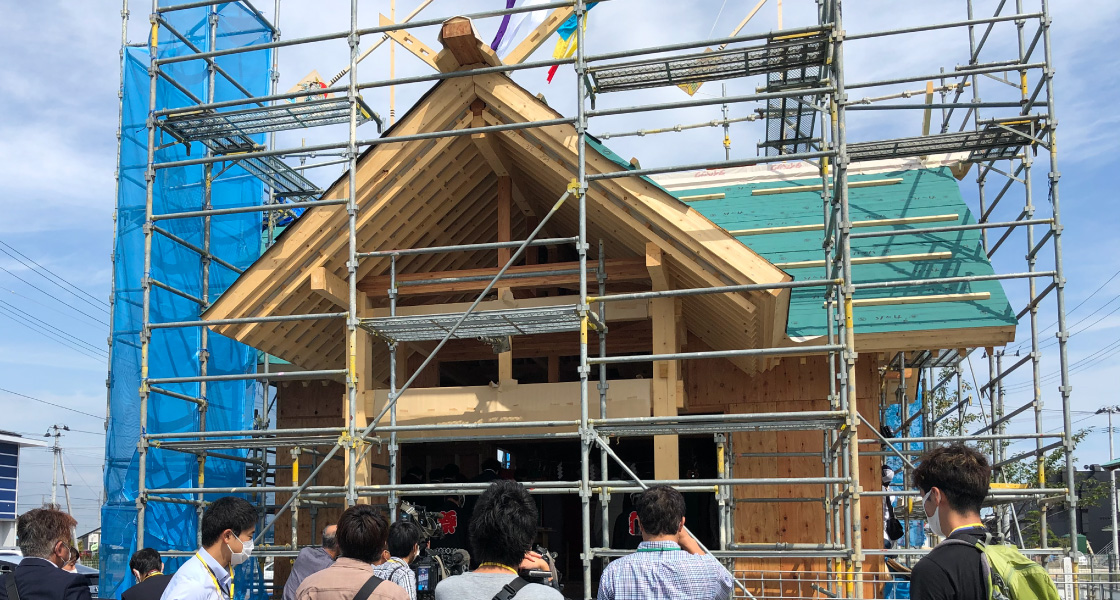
[0,506,92,600]
[122,548,170,600]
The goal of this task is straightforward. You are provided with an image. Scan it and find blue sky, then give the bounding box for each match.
[0,0,1117,535]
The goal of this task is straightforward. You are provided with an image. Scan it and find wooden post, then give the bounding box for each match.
[548,354,560,383]
[647,243,680,480]
[349,324,373,502]
[650,297,681,480]
[497,175,514,382]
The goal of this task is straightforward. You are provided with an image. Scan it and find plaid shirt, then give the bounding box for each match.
[596,541,734,600]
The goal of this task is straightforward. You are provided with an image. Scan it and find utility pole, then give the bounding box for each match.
[45,425,72,515]
[1097,406,1120,573]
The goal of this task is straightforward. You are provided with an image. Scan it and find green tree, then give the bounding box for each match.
[926,369,1100,548]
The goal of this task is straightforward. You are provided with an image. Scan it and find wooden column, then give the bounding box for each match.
[497,175,514,383]
[646,242,680,480]
[547,354,560,383]
[348,319,374,502]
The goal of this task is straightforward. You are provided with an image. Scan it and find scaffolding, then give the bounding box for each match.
[106,1,1079,599]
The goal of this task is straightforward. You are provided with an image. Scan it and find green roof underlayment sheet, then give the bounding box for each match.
[667,167,1017,340]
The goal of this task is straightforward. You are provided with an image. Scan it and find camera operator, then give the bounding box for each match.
[597,485,733,600]
[434,480,560,600]
[374,521,421,600]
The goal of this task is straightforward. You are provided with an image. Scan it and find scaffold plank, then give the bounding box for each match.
[161,97,379,142]
[848,118,1047,163]
[359,305,603,343]
[587,30,830,94]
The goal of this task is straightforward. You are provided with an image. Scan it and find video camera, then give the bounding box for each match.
[398,500,446,543]
[399,501,562,597]
[520,545,562,592]
[413,546,471,600]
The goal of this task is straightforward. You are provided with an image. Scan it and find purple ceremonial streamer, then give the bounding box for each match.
[490,0,518,50]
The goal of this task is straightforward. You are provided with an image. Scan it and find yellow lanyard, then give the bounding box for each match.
[195,553,233,600]
[950,522,985,536]
[478,562,518,575]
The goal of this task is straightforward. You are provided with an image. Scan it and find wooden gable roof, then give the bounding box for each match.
[202,72,792,378]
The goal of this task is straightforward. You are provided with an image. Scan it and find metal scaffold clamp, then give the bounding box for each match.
[336,431,366,450]
[567,179,582,197]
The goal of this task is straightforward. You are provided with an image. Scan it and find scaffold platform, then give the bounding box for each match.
[848,117,1047,163]
[161,97,381,142]
[359,305,603,343]
[194,132,322,199]
[587,30,830,94]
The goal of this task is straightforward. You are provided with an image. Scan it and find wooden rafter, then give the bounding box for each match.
[379,13,440,71]
[360,258,648,297]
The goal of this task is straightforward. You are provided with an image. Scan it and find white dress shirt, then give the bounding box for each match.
[160,549,232,600]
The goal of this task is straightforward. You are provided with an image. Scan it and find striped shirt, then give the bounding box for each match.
[372,559,416,600]
[596,541,733,600]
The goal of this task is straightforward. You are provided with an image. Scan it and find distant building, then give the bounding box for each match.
[0,431,48,549]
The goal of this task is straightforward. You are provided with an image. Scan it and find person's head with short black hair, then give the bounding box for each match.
[387,521,422,564]
[321,524,339,558]
[130,548,164,581]
[914,444,990,519]
[336,505,389,564]
[443,463,462,482]
[469,480,538,568]
[16,505,76,567]
[481,458,502,474]
[200,496,257,569]
[404,467,425,484]
[634,486,686,539]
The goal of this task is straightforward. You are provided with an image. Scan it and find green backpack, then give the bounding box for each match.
[943,534,1060,600]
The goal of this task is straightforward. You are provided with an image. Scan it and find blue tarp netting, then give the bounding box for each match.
[884,379,927,549]
[104,4,272,598]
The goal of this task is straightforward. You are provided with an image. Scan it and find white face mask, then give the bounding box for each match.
[923,489,945,539]
[227,536,254,567]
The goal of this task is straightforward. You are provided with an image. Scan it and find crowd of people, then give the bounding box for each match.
[0,444,1029,600]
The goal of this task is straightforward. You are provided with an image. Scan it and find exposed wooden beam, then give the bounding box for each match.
[497,176,512,267]
[370,294,650,320]
[473,132,511,176]
[503,7,574,65]
[310,266,349,309]
[436,16,502,72]
[645,242,671,291]
[651,297,681,480]
[359,258,648,297]
[469,104,534,216]
[379,13,440,71]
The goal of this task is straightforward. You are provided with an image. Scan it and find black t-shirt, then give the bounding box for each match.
[910,526,988,600]
[433,497,468,551]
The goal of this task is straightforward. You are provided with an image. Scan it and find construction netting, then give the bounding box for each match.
[103,3,272,598]
[883,381,927,549]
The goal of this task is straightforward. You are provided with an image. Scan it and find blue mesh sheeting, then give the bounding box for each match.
[883,377,927,549]
[104,4,272,599]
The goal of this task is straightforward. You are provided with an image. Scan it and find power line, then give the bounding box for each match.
[0,239,109,309]
[64,453,104,500]
[1010,267,1120,354]
[2,286,107,328]
[66,428,106,436]
[0,306,108,362]
[0,387,104,420]
[0,264,109,326]
[1004,337,1120,393]
[0,298,108,356]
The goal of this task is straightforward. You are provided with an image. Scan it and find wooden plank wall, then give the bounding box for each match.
[685,354,884,597]
[271,380,390,598]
